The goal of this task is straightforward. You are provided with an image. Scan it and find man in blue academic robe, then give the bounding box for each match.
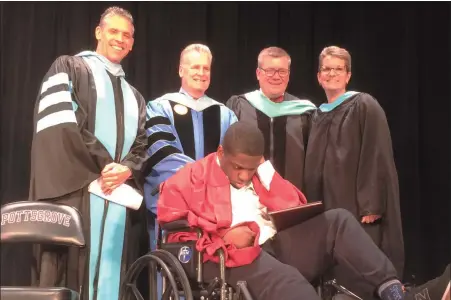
[144,44,237,242]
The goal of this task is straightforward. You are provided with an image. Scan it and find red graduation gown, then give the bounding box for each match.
[157,153,307,267]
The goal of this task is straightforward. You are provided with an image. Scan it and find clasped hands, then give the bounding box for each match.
[99,162,132,195]
[222,156,264,249]
[222,225,256,249]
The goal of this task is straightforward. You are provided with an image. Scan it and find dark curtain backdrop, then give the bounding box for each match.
[1,1,450,287]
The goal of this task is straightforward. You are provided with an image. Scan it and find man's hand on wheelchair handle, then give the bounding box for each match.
[222,225,256,249]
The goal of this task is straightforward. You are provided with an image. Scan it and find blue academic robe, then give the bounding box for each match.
[144,89,237,216]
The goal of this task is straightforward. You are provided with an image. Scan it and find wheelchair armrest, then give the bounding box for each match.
[160,219,191,232]
[159,220,202,246]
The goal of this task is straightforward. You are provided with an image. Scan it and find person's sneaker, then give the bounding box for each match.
[404,264,450,300]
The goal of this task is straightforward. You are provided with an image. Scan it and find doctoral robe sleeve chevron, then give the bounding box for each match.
[29,56,102,200]
[143,99,195,214]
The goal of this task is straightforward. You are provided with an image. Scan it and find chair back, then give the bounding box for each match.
[1,201,85,247]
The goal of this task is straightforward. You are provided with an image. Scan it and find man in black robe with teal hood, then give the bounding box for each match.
[226,46,316,191]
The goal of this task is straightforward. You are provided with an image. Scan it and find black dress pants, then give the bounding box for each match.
[203,208,398,300]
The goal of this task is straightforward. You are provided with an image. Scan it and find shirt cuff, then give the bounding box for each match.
[257,161,275,191]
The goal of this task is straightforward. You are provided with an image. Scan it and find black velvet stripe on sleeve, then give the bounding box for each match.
[145,116,171,130]
[37,102,74,121]
[39,83,70,100]
[147,131,177,149]
[143,145,182,177]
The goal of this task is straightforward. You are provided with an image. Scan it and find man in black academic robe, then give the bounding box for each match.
[304,46,404,299]
[226,47,316,191]
[29,7,150,300]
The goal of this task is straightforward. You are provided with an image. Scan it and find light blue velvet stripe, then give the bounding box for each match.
[95,78,138,300]
[81,57,117,156]
[88,194,105,300]
[119,78,139,159]
[219,106,238,144]
[81,55,138,300]
[95,202,127,300]
[319,91,360,112]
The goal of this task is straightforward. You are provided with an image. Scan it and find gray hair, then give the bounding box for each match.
[257,47,291,68]
[319,46,352,72]
[99,6,134,27]
[180,44,212,65]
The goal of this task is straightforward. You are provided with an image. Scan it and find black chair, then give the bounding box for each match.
[1,201,85,300]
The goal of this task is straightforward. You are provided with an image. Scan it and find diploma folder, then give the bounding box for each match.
[269,201,325,231]
[88,179,143,210]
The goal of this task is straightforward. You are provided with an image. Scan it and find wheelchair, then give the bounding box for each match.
[120,218,254,300]
[1,201,85,300]
[120,218,363,300]
[0,201,362,300]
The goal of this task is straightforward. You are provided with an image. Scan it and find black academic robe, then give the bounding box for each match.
[304,92,404,278]
[226,92,314,191]
[29,55,149,300]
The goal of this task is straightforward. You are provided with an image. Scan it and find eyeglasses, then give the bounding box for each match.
[320,66,347,75]
[259,67,290,77]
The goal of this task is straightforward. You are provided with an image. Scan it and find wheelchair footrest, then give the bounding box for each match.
[235,281,254,300]
[324,279,363,300]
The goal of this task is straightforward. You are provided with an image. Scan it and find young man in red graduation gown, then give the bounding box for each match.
[157,121,450,300]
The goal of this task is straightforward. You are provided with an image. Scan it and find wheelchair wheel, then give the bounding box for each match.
[151,249,194,300]
[119,249,193,300]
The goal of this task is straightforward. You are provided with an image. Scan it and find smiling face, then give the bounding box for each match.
[317,55,351,95]
[95,14,134,64]
[179,50,212,99]
[256,55,291,100]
